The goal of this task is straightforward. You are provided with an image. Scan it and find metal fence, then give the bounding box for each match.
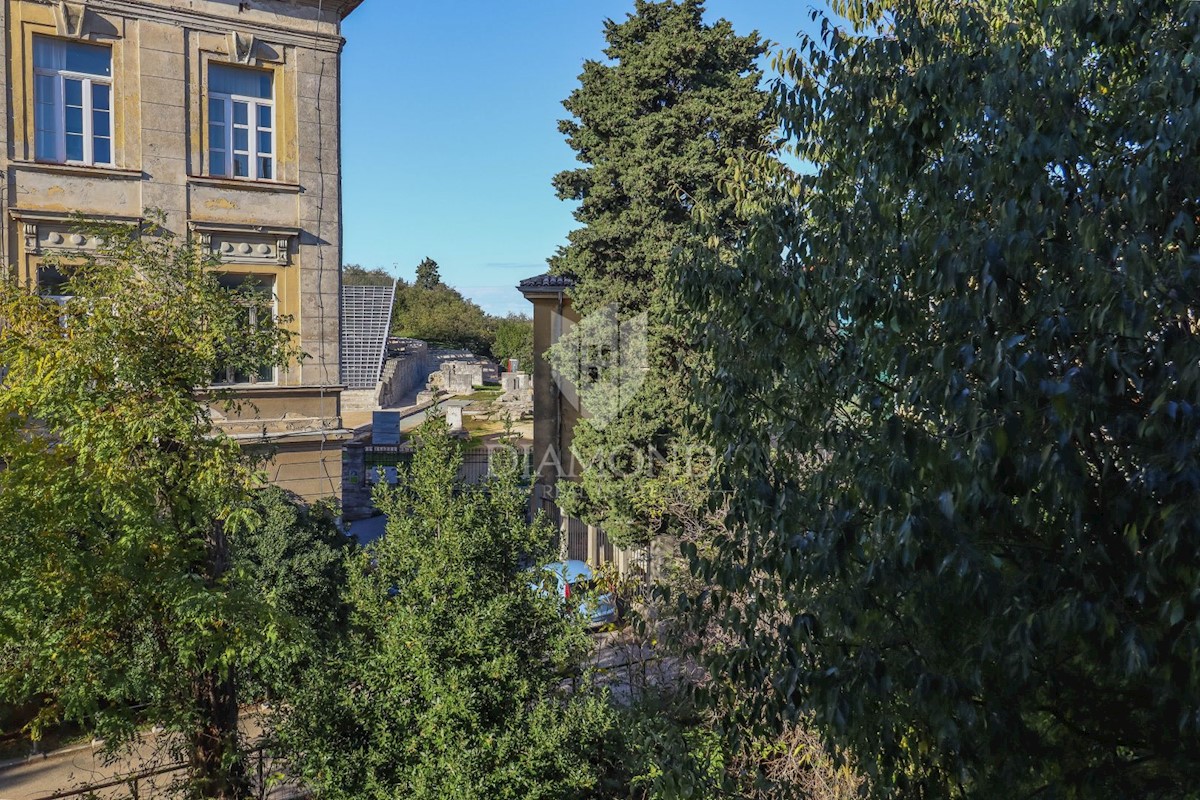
[361,446,531,487]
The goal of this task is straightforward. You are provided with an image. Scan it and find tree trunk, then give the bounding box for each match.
[188,520,249,800]
[190,668,248,800]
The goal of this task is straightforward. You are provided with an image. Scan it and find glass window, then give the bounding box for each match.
[212,273,277,386]
[33,37,113,165]
[208,64,274,180]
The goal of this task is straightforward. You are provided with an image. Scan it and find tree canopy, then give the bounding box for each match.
[680,1,1200,796]
[281,420,614,799]
[491,313,534,371]
[342,263,395,287]
[414,257,442,290]
[549,0,776,545]
[0,219,303,798]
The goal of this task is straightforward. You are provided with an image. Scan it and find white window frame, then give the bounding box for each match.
[33,46,113,166]
[208,91,274,182]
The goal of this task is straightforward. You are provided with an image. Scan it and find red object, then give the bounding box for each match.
[563,582,570,600]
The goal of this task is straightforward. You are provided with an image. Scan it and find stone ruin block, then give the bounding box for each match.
[447,374,474,395]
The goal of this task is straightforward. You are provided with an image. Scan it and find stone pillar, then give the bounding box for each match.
[558,513,570,562]
[587,524,599,567]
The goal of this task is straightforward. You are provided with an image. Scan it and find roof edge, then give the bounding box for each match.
[338,0,366,19]
[518,273,575,296]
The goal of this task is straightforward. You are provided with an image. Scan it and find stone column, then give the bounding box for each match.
[587,524,599,567]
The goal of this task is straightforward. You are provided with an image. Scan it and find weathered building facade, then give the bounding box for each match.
[518,272,582,504]
[520,272,648,576]
[1,0,362,500]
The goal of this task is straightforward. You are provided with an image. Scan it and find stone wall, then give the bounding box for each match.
[340,440,373,521]
[378,340,432,407]
[340,339,436,412]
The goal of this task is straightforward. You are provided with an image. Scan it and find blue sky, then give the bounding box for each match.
[340,1,824,316]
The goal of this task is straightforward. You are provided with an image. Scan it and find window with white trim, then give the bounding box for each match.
[33,37,113,166]
[208,64,274,181]
[212,273,278,385]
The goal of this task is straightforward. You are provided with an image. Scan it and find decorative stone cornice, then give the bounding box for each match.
[189,219,299,266]
[72,0,349,53]
[9,208,142,255]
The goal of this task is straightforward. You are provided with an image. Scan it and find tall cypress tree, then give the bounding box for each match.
[549,0,776,545]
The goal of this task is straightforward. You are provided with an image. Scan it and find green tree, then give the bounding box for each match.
[342,263,396,287]
[414,256,442,290]
[0,217,298,799]
[231,487,352,700]
[681,0,1200,796]
[392,280,494,354]
[491,313,534,370]
[281,420,614,799]
[549,0,775,546]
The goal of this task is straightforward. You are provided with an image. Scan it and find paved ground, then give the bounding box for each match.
[0,716,302,800]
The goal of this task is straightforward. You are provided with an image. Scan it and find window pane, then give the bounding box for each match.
[64,41,111,76]
[209,63,272,99]
[34,37,110,76]
[233,153,249,177]
[35,73,56,108]
[33,38,61,70]
[93,109,110,138]
[257,131,272,155]
[93,83,110,111]
[257,104,272,130]
[209,98,225,123]
[233,127,248,151]
[36,129,57,160]
[34,75,58,160]
[258,157,273,180]
[210,150,226,176]
[94,137,111,165]
[65,106,84,135]
[232,101,248,126]
[65,133,84,161]
[64,78,83,107]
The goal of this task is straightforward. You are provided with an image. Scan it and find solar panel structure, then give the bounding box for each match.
[340,283,397,389]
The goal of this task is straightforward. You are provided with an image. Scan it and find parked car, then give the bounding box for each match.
[532,560,618,627]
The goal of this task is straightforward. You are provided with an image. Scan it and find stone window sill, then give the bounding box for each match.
[11,160,143,179]
[188,175,302,194]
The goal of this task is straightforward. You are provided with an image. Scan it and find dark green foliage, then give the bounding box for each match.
[391,279,494,354]
[342,264,396,287]
[549,0,776,544]
[681,1,1200,797]
[491,313,534,370]
[281,420,615,799]
[414,257,442,290]
[552,0,773,315]
[231,487,351,698]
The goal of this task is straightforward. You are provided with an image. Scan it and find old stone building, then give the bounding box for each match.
[0,0,363,500]
[519,272,649,576]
